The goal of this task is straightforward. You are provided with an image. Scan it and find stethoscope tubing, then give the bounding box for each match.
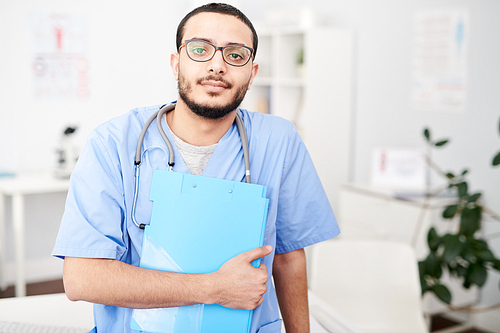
[135,104,176,167]
[132,102,251,229]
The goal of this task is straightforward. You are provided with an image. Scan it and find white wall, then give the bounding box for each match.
[0,0,185,173]
[239,0,500,321]
[0,0,187,282]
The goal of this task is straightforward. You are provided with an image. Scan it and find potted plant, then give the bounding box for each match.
[418,118,500,311]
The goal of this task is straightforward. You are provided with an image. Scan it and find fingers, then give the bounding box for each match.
[255,263,269,283]
[259,262,269,279]
[242,245,273,262]
[244,295,265,311]
[213,245,272,310]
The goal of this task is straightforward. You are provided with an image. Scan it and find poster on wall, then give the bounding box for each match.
[411,10,468,113]
[29,12,89,100]
[371,148,426,191]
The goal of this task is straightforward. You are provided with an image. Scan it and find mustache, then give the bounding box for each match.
[197,75,233,89]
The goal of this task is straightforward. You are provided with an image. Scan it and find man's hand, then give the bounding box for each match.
[211,245,272,310]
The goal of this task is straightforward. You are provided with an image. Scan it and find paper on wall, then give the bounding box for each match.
[371,148,426,190]
[411,10,469,113]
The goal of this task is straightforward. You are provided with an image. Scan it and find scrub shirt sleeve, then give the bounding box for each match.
[274,127,340,254]
[52,130,127,260]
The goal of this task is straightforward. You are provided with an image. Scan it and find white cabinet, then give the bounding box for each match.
[242,26,354,213]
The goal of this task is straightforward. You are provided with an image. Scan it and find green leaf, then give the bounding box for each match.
[442,205,458,219]
[441,234,452,243]
[493,260,500,271]
[424,128,431,141]
[432,284,452,304]
[467,192,482,203]
[474,249,496,262]
[418,261,426,277]
[428,227,441,252]
[418,262,431,294]
[460,206,482,237]
[469,263,487,287]
[461,169,469,176]
[456,264,467,277]
[442,235,463,264]
[457,182,468,197]
[470,238,488,250]
[420,280,430,295]
[493,152,500,166]
[446,172,455,179]
[462,248,476,262]
[434,140,449,147]
[425,252,443,278]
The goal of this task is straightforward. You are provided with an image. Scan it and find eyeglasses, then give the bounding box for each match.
[179,39,254,67]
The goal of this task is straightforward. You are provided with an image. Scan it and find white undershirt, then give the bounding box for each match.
[165,118,217,176]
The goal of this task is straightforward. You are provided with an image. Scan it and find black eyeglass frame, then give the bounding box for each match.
[179,39,254,67]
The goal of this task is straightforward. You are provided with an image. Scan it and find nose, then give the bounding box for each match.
[207,49,227,74]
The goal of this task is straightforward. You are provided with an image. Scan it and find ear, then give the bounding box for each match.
[247,62,259,90]
[170,53,180,81]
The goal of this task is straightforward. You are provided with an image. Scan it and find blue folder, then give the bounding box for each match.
[131,170,269,333]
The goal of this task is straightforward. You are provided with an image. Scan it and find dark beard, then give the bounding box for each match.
[178,74,249,120]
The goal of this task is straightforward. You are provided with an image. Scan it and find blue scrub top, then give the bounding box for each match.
[53,105,340,333]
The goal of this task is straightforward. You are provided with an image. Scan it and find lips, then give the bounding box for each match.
[197,75,232,91]
[201,80,228,89]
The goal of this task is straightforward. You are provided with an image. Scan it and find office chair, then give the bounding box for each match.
[309,239,428,333]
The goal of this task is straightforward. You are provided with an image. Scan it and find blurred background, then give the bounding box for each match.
[0,0,499,331]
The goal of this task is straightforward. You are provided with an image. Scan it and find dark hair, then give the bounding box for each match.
[176,3,258,59]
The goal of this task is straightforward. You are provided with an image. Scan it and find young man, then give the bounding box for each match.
[53,3,339,332]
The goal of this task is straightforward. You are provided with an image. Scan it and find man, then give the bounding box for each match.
[53,3,339,333]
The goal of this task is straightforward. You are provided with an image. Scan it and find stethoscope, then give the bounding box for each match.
[132,102,251,229]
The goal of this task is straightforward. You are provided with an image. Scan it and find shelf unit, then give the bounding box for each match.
[242,26,306,122]
[242,26,354,213]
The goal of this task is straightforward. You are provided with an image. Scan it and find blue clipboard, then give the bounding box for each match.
[131,170,269,333]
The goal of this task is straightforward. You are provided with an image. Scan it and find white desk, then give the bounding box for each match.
[0,291,352,333]
[0,293,93,329]
[0,292,345,333]
[0,174,69,297]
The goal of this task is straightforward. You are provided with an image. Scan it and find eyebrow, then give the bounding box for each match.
[189,37,248,47]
